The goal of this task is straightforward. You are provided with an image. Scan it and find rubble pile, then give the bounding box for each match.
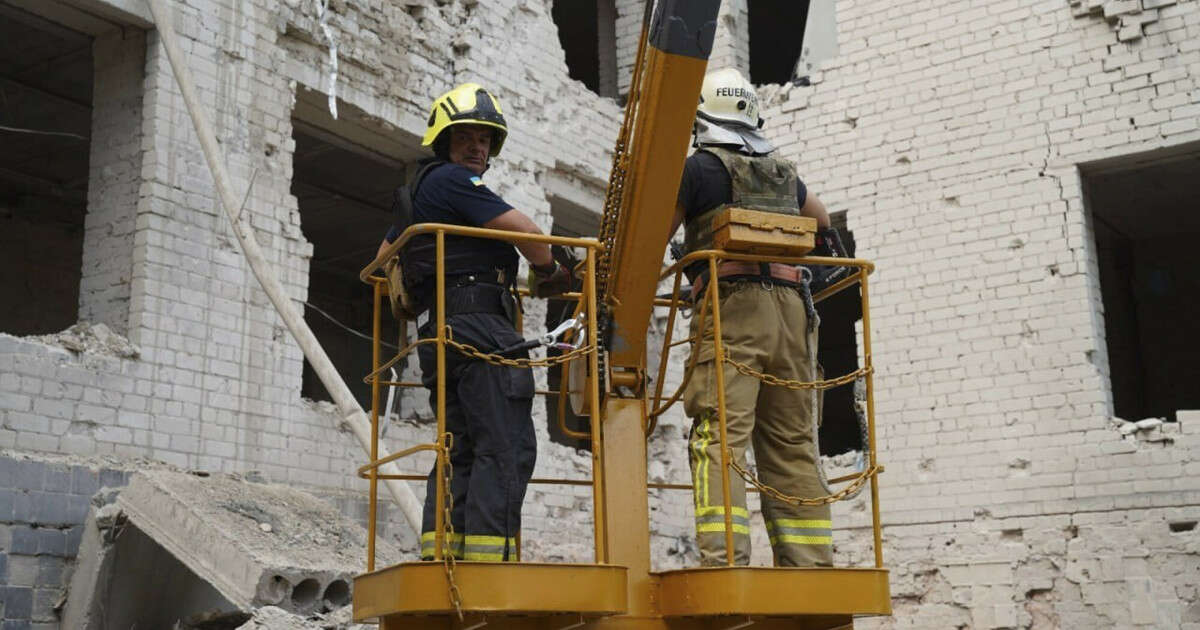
[230,604,371,630]
[32,322,140,358]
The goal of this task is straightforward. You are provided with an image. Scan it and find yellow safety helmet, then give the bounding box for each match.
[422,83,509,157]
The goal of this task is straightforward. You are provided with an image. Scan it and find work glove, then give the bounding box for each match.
[529,261,573,298]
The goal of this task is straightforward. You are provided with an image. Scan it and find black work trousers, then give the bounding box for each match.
[417,311,536,562]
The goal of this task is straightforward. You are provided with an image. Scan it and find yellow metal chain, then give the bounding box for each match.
[444,336,595,369]
[730,459,880,507]
[724,359,873,391]
[439,432,464,621]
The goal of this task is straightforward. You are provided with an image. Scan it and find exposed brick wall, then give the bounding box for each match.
[2,0,633,582]
[78,29,146,337]
[0,454,131,629]
[709,0,750,79]
[759,0,1200,626]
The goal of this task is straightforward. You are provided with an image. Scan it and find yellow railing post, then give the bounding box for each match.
[860,268,884,569]
[707,254,737,567]
[368,280,382,571]
[648,267,686,435]
[434,229,447,560]
[585,247,608,563]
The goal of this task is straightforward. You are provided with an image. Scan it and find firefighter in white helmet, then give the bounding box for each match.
[672,68,849,567]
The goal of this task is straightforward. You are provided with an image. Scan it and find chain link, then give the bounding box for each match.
[724,358,873,391]
[593,0,655,349]
[444,336,595,369]
[433,328,593,619]
[730,459,879,507]
[438,432,464,621]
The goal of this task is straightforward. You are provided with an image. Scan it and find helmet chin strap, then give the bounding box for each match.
[693,119,775,155]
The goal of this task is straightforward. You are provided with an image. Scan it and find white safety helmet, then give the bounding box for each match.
[698,68,762,129]
[694,68,774,155]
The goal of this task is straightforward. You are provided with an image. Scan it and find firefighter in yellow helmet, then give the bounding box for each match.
[378,83,571,562]
[671,68,849,567]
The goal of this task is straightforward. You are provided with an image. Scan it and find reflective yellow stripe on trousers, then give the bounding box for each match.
[420,531,464,558]
[695,505,751,534]
[765,518,833,545]
[463,534,517,561]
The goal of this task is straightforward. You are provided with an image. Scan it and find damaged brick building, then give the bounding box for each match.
[1,0,1198,628]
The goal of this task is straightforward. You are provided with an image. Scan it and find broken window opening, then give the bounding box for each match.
[0,5,93,335]
[1085,150,1200,423]
[748,0,810,85]
[816,213,863,456]
[291,124,405,409]
[552,0,619,98]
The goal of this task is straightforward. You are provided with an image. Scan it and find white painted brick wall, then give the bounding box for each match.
[78,29,147,336]
[760,0,1200,626]
[2,1,1198,627]
[2,0,655,570]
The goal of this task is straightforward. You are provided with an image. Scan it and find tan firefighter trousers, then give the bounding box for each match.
[683,280,833,567]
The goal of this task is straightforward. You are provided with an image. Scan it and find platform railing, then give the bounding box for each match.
[651,249,886,569]
[358,224,605,571]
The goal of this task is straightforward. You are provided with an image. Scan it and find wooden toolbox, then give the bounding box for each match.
[711,207,817,256]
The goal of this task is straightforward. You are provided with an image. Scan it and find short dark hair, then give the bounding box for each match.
[432,133,451,159]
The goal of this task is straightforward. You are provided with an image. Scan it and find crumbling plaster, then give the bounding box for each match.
[758,0,1200,626]
[2,0,670,570]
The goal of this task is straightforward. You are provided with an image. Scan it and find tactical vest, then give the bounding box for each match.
[394,160,518,293]
[683,146,801,254]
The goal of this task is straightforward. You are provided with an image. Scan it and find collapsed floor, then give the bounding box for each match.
[60,469,395,629]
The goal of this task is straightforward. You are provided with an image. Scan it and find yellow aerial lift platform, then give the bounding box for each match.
[354,2,890,628]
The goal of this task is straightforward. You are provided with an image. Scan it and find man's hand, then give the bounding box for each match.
[529,261,573,298]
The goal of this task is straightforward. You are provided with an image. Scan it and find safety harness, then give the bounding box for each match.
[388,159,519,321]
[683,146,819,329]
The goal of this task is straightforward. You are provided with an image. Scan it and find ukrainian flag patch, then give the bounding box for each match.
[469,176,484,186]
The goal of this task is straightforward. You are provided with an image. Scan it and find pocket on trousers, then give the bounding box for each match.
[682,358,715,418]
[503,366,535,400]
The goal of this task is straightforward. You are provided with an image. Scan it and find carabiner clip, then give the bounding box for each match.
[540,313,587,351]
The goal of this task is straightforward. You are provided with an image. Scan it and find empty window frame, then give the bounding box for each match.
[1086,152,1200,422]
[291,125,405,408]
[815,213,863,456]
[552,0,618,98]
[747,0,810,85]
[0,6,93,334]
[544,197,601,449]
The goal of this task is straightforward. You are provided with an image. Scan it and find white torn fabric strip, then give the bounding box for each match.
[314,0,339,119]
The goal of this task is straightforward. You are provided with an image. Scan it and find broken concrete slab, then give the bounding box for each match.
[62,470,400,629]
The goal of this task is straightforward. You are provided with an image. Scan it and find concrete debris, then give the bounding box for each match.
[233,605,371,630]
[1135,418,1164,431]
[1112,417,1172,438]
[63,470,400,629]
[823,449,864,469]
[32,321,140,358]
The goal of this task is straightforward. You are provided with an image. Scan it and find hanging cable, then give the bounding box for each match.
[297,299,400,351]
[0,124,88,141]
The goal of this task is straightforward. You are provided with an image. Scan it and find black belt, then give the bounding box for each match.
[448,270,507,287]
[415,282,509,318]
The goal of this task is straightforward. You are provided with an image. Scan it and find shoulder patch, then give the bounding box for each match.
[469,176,484,186]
